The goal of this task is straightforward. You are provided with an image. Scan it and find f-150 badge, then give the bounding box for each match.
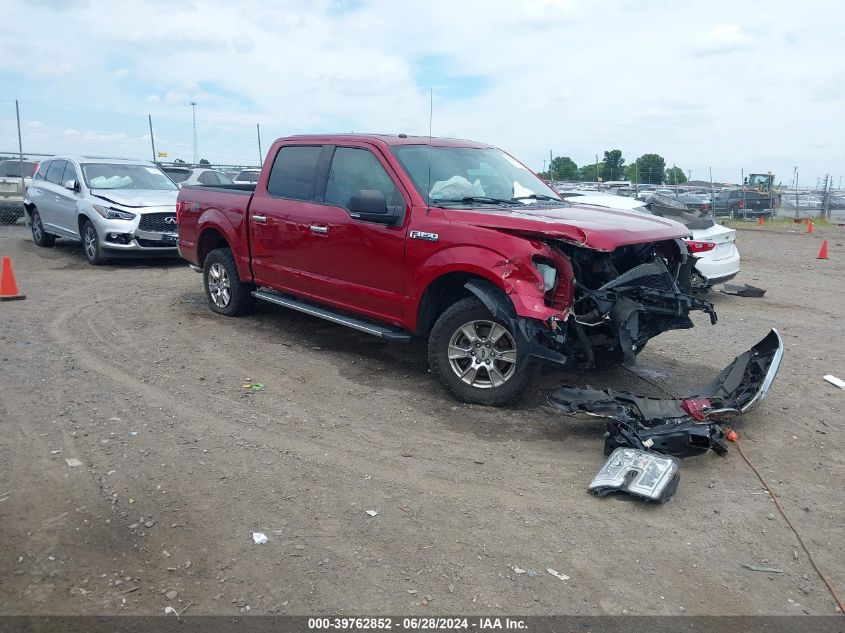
[410,231,439,242]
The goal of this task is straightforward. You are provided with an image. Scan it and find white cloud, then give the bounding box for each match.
[1,0,843,184]
[695,24,755,55]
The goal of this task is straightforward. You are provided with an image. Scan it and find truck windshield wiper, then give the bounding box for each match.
[433,196,514,206]
[511,194,560,201]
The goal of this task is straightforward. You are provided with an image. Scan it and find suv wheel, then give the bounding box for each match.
[82,220,107,265]
[203,247,255,316]
[30,209,56,247]
[428,297,538,406]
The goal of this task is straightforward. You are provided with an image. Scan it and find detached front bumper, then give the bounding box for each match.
[550,329,785,458]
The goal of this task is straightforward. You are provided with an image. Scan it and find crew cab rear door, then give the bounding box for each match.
[247,144,328,295]
[306,144,408,322]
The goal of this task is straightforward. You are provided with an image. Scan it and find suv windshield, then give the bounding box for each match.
[236,170,260,182]
[391,145,559,205]
[82,163,178,190]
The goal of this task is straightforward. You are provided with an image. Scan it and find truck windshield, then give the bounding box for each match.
[391,145,560,205]
[82,163,179,191]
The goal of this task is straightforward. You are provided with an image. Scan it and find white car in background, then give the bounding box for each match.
[559,192,741,288]
[233,169,261,185]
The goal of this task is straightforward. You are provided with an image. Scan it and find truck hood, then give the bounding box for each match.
[442,203,691,251]
[90,189,177,210]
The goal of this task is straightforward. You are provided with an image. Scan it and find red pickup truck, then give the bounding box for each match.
[177,134,715,405]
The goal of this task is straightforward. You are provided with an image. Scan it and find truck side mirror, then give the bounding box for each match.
[348,190,399,225]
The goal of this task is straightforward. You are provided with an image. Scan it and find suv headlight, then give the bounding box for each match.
[534,262,557,292]
[92,204,136,221]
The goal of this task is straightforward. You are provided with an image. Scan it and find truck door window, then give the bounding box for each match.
[266,146,322,200]
[324,147,402,210]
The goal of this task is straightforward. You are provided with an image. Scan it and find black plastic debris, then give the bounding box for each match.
[549,329,784,459]
[720,283,766,298]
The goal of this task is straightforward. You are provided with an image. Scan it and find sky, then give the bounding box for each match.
[1,0,843,186]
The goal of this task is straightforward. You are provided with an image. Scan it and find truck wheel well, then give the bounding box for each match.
[417,273,502,336]
[197,228,229,265]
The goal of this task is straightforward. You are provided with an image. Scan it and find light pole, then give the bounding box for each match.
[190,102,198,165]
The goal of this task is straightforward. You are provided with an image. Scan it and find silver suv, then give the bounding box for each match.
[24,157,180,264]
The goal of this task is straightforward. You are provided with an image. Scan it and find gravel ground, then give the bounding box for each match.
[0,221,842,616]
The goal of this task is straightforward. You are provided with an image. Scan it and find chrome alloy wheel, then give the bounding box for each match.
[447,320,518,389]
[83,224,98,260]
[32,212,43,242]
[207,262,231,307]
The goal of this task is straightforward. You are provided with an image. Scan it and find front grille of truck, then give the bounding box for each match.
[138,213,177,232]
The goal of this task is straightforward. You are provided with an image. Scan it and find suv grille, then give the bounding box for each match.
[139,213,177,232]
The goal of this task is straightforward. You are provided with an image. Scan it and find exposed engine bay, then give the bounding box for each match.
[533,238,717,368]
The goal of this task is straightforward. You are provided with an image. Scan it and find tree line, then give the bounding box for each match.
[538,150,687,185]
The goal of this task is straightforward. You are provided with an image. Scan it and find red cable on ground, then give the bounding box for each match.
[734,439,844,615]
[622,366,843,614]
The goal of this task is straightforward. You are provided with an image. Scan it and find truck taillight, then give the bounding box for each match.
[738,199,744,208]
[175,200,183,224]
[684,240,717,253]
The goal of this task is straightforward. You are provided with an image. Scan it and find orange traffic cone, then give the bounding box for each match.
[0,256,25,301]
[817,240,829,260]
[758,215,765,225]
[807,220,814,234]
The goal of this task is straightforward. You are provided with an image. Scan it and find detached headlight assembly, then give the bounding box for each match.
[533,261,557,292]
[92,204,136,221]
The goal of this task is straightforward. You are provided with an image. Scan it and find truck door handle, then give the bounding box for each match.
[252,214,267,224]
[310,224,329,235]
[54,196,60,201]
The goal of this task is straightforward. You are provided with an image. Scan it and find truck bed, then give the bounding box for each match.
[177,184,256,277]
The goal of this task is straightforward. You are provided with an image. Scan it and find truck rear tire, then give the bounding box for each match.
[428,297,538,407]
[203,248,255,317]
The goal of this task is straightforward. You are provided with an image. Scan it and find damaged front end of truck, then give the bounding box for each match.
[544,237,715,368]
[472,233,717,370]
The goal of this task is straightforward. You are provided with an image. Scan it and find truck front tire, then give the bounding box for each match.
[428,297,538,407]
[203,248,255,317]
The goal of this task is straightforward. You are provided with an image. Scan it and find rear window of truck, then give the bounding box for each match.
[266,146,322,200]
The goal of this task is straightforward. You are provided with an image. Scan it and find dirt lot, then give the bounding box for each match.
[0,221,842,616]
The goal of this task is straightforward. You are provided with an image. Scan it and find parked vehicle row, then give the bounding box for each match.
[22,135,757,407]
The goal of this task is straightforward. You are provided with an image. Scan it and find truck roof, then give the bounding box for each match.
[278,133,489,149]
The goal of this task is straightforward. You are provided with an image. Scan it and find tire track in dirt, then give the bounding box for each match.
[46,290,593,514]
